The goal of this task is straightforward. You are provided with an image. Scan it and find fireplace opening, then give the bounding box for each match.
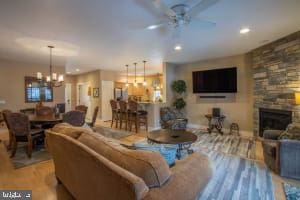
[259,108,292,137]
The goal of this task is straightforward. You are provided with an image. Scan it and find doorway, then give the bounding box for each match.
[101,81,114,121]
[77,82,91,118]
[65,83,72,112]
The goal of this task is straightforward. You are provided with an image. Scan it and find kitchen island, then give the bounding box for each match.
[138,102,166,130]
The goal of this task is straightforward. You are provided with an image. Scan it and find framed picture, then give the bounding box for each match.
[93,88,99,97]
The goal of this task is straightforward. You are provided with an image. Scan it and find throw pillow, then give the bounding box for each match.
[279,130,300,140]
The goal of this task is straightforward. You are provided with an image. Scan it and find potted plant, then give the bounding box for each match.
[172,80,187,111]
[172,80,187,94]
[173,97,186,110]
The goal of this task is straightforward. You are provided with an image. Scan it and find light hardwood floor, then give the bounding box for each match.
[0,122,298,200]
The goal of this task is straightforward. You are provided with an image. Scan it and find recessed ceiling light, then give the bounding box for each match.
[76,69,80,72]
[240,28,250,34]
[174,45,182,51]
[66,72,71,74]
[147,25,158,30]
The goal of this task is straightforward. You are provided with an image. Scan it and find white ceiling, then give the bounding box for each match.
[0,0,299,75]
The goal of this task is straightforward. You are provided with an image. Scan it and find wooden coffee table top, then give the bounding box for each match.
[28,114,63,123]
[147,129,197,145]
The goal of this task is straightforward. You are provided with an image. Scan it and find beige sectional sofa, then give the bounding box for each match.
[46,123,212,200]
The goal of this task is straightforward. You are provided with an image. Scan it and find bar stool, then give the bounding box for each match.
[128,100,148,133]
[110,100,119,128]
[118,100,128,130]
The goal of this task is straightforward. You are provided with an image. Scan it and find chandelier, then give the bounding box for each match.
[36,46,64,87]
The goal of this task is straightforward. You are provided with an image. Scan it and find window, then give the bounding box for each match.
[25,77,53,102]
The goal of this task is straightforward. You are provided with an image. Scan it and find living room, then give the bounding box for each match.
[0,0,300,200]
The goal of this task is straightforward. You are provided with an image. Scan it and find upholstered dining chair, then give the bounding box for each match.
[87,106,99,128]
[5,112,44,158]
[2,110,13,149]
[75,105,88,115]
[63,111,85,127]
[118,100,128,130]
[110,100,119,128]
[128,100,148,133]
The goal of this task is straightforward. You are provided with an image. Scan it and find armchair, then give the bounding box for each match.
[160,107,188,130]
[262,123,300,180]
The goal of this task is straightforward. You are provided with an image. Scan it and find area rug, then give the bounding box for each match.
[283,183,300,200]
[135,130,273,200]
[6,144,52,169]
[197,151,274,200]
[189,129,256,160]
[93,125,134,139]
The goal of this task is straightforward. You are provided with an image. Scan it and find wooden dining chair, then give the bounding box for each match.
[87,106,99,128]
[118,100,128,130]
[63,111,85,127]
[2,110,12,149]
[128,100,148,133]
[35,106,56,129]
[5,112,44,158]
[75,105,88,115]
[36,106,54,117]
[110,100,119,128]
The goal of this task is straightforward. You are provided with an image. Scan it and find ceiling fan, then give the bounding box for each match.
[146,0,220,38]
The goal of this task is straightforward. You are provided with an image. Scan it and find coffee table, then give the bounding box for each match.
[147,129,197,160]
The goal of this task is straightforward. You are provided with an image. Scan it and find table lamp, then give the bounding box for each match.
[295,92,300,105]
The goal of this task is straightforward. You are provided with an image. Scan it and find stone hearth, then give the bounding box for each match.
[250,31,300,137]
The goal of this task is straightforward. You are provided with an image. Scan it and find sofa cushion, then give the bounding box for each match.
[77,132,171,188]
[51,123,92,139]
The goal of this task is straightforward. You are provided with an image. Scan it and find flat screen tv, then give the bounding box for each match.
[192,67,237,93]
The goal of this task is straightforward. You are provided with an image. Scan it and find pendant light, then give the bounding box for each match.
[143,60,147,86]
[133,62,138,87]
[36,46,64,88]
[125,64,129,87]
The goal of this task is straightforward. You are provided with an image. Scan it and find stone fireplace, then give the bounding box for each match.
[250,31,300,137]
[259,108,292,137]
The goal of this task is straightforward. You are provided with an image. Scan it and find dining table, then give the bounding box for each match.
[28,114,63,127]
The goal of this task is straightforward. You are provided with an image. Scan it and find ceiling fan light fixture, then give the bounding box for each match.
[147,25,159,30]
[174,45,182,51]
[240,28,250,34]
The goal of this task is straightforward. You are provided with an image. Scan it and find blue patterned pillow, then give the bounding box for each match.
[134,140,178,166]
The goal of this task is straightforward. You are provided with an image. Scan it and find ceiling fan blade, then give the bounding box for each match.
[191,19,216,28]
[187,0,220,17]
[145,21,167,30]
[152,0,176,18]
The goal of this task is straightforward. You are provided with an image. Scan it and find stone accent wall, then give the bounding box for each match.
[250,31,300,136]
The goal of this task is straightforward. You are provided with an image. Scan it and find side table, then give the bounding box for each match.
[205,114,225,134]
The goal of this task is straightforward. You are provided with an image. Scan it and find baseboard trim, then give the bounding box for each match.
[187,123,254,138]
